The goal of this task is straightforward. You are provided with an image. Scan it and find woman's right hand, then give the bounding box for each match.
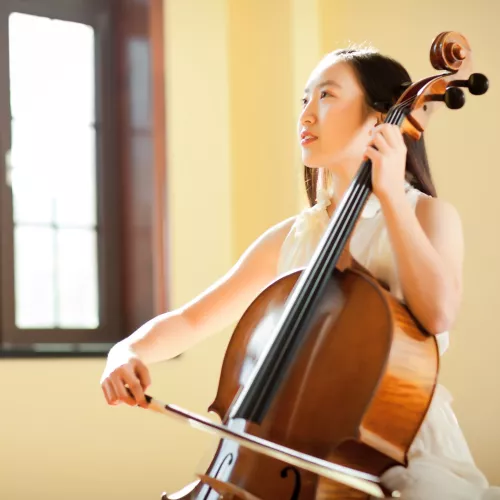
[100,345,151,408]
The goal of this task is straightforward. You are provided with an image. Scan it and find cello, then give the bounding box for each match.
[130,31,489,499]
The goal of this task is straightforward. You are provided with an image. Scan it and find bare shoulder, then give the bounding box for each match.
[244,214,298,269]
[415,194,464,273]
[178,214,297,336]
[230,213,298,289]
[415,195,463,236]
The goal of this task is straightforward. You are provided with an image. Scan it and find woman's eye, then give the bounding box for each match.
[302,91,332,105]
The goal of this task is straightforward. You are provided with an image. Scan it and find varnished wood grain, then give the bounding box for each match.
[166,266,438,499]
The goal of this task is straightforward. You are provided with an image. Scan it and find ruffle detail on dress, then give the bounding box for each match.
[293,186,331,239]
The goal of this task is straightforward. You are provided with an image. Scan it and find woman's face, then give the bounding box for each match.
[298,58,378,171]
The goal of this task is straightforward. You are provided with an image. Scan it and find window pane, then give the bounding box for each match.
[57,229,99,329]
[14,227,56,328]
[14,227,100,329]
[9,13,95,124]
[10,119,97,227]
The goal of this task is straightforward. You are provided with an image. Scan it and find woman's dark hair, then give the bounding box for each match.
[304,47,437,207]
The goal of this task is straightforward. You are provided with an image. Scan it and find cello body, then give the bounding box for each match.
[166,265,439,499]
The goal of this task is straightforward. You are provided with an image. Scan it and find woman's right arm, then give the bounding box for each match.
[100,215,296,406]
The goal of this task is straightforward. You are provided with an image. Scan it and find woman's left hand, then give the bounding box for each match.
[364,123,408,203]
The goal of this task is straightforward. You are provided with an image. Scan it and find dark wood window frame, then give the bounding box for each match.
[0,0,169,357]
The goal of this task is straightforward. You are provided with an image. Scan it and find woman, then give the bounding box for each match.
[100,46,499,499]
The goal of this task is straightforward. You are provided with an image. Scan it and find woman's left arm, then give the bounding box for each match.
[365,123,464,335]
[380,192,464,334]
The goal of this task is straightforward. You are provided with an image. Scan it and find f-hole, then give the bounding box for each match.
[280,466,302,500]
[201,453,234,500]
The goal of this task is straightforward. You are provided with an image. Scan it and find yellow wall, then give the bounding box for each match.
[1,1,499,499]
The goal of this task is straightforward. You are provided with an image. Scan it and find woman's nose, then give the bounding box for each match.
[300,108,316,126]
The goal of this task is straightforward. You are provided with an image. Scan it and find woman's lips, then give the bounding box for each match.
[301,135,318,146]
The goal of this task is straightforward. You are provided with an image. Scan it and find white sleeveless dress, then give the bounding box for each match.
[277,182,500,499]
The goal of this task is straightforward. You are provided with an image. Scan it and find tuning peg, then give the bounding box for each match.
[453,73,489,95]
[432,87,466,109]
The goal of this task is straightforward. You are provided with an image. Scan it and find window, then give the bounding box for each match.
[0,0,168,356]
[9,13,99,331]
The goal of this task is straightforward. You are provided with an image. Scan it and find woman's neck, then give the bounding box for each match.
[324,161,360,218]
